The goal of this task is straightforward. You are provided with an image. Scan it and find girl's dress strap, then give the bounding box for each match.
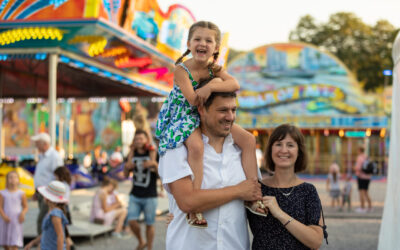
[208,67,214,78]
[177,62,194,81]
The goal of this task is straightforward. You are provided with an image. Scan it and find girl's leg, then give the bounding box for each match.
[114,208,128,233]
[231,125,267,215]
[184,128,206,225]
[231,124,257,179]
[184,128,204,191]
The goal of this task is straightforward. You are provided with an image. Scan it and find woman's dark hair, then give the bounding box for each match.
[54,166,72,185]
[264,124,308,173]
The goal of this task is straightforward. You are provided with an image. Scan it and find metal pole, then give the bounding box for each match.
[0,102,3,159]
[49,54,58,148]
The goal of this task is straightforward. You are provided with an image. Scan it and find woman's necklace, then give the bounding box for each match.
[275,177,296,197]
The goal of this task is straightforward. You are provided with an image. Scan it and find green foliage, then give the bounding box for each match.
[289,12,399,91]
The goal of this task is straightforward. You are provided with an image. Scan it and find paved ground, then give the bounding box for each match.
[23,176,386,249]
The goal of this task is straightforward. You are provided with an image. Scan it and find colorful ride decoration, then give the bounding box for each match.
[0,162,35,198]
[122,0,196,60]
[228,42,388,129]
[0,0,197,88]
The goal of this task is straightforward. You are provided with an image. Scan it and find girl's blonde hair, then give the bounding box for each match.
[5,170,19,189]
[175,21,222,74]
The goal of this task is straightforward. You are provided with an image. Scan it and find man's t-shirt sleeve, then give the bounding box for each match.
[158,145,193,193]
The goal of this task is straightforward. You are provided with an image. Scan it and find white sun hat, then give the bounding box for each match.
[38,180,68,204]
[31,132,51,144]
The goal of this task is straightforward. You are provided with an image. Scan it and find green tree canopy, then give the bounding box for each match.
[289,12,399,91]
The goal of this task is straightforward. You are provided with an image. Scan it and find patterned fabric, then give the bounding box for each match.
[155,63,213,155]
[247,182,322,250]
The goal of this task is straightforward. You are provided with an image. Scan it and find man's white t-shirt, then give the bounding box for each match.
[159,134,249,250]
[34,147,63,188]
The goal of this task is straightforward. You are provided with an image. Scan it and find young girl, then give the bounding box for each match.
[0,171,28,250]
[326,162,341,208]
[90,178,127,238]
[54,166,75,249]
[340,174,352,212]
[155,20,262,227]
[25,180,69,250]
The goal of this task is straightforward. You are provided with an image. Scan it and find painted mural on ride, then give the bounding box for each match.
[228,42,389,129]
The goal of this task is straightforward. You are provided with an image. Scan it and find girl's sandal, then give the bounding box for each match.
[245,200,268,217]
[186,213,208,228]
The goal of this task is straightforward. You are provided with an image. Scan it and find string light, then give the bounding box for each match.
[139,67,168,79]
[99,46,128,57]
[380,128,386,138]
[68,35,108,57]
[0,27,64,46]
[115,56,152,68]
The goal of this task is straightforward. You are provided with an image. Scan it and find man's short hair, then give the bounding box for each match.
[197,77,237,109]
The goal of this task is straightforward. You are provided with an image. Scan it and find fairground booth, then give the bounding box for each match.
[228,43,391,175]
[0,0,196,159]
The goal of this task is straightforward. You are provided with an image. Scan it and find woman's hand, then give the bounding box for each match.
[262,196,284,218]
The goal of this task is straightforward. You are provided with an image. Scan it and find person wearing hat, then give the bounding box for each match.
[31,132,63,235]
[24,180,69,250]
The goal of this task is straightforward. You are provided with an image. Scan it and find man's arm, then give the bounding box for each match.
[169,176,261,213]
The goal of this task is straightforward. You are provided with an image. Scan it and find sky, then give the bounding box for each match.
[158,0,400,51]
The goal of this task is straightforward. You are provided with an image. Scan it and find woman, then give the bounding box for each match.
[90,178,127,238]
[247,124,326,249]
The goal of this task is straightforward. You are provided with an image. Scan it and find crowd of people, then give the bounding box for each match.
[0,20,379,250]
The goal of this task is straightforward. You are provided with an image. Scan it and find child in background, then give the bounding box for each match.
[340,174,353,212]
[0,171,28,250]
[155,20,262,228]
[24,180,69,250]
[90,178,127,238]
[54,166,75,249]
[326,161,341,208]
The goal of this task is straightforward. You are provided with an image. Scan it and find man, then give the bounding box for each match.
[31,132,63,234]
[124,130,158,250]
[158,85,262,250]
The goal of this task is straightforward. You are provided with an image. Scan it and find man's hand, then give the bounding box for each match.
[236,178,262,201]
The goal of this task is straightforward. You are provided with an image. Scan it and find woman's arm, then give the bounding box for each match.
[142,149,158,172]
[19,193,28,223]
[326,177,330,191]
[263,196,324,249]
[52,216,65,250]
[174,66,198,106]
[124,146,135,178]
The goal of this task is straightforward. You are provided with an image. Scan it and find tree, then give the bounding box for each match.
[289,12,399,91]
